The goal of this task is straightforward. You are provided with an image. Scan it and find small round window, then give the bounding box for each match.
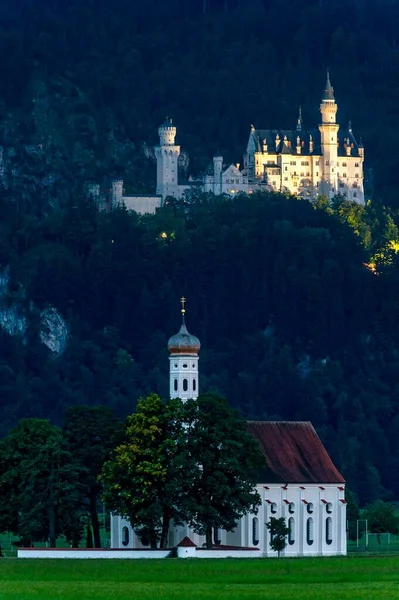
[326,502,333,514]
[307,503,314,514]
[270,502,277,514]
[183,364,188,368]
[288,502,295,514]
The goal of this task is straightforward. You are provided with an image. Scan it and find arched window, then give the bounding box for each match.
[193,378,196,392]
[307,502,314,514]
[252,517,259,546]
[326,517,333,545]
[326,502,333,514]
[270,502,277,514]
[121,526,129,547]
[183,379,188,392]
[173,379,178,392]
[288,517,295,545]
[288,502,295,514]
[306,517,314,546]
[214,528,222,545]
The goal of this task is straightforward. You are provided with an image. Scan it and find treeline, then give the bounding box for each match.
[1,191,399,505]
[0,395,264,548]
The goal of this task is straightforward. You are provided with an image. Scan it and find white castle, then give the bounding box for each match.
[97,73,364,213]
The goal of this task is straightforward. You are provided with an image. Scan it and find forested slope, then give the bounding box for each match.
[0,0,399,505]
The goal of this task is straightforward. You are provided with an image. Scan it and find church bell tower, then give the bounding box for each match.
[168,298,200,402]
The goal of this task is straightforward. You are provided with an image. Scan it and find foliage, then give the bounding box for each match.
[266,516,289,557]
[363,500,399,534]
[346,490,360,541]
[0,419,82,546]
[100,394,187,548]
[183,394,266,547]
[62,405,122,547]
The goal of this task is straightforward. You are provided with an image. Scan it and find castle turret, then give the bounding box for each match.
[154,118,180,200]
[319,71,339,197]
[111,180,123,207]
[168,297,200,402]
[213,153,223,195]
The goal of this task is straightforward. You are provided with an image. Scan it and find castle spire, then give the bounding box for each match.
[322,70,335,102]
[296,106,303,131]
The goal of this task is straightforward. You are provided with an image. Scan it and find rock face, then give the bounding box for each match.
[0,268,68,355]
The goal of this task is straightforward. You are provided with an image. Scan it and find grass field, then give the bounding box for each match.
[0,556,398,600]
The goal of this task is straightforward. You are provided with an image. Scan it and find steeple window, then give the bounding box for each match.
[174,379,178,392]
[193,379,196,392]
[183,379,188,392]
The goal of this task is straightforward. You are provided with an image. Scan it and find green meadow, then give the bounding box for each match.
[0,556,398,600]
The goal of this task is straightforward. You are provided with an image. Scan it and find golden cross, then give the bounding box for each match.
[180,296,186,314]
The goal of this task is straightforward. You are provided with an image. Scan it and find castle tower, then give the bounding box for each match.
[154,118,180,201]
[111,179,123,208]
[168,297,200,402]
[213,153,223,195]
[319,72,339,197]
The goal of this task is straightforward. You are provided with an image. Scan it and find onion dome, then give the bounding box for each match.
[168,322,200,355]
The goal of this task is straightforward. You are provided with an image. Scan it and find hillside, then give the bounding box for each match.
[0,0,399,506]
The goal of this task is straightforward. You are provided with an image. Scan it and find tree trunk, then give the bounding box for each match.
[160,508,171,548]
[205,525,213,548]
[89,492,101,548]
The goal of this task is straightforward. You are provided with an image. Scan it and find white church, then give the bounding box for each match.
[111,302,347,557]
[99,73,364,213]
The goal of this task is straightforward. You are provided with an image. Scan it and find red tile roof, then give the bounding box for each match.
[177,536,197,547]
[248,421,345,484]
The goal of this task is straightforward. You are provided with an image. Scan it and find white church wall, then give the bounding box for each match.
[18,548,170,559]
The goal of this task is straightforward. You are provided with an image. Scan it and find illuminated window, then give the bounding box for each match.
[288,517,295,545]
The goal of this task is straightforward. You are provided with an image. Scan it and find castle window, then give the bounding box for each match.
[306,518,314,545]
[174,379,178,392]
[121,526,130,547]
[343,173,347,178]
[288,517,295,545]
[339,182,344,188]
[355,162,359,167]
[355,174,359,178]
[252,517,259,546]
[316,161,319,166]
[288,502,295,514]
[326,517,333,545]
[284,177,288,181]
[193,379,196,392]
[342,162,347,167]
[353,192,357,198]
[183,379,188,392]
[326,161,329,166]
[353,182,358,188]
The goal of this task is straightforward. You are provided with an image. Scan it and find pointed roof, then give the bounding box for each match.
[296,106,303,131]
[248,421,345,484]
[177,536,197,547]
[322,71,335,101]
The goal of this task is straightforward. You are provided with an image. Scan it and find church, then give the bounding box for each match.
[111,302,347,557]
[103,73,364,212]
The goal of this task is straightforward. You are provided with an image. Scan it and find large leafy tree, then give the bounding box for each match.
[0,419,81,546]
[363,500,399,536]
[100,394,187,548]
[183,394,266,547]
[62,405,122,548]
